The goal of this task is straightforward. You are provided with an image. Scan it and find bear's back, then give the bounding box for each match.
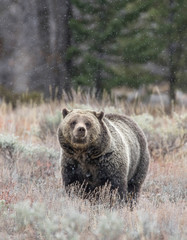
[104,113,147,149]
[104,113,140,143]
[103,113,147,178]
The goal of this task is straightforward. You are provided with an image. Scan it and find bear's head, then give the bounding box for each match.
[58,108,104,150]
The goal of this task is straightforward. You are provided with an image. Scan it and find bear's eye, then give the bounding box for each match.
[71,121,77,127]
[85,122,91,128]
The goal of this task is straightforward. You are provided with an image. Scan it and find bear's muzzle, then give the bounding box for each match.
[74,125,87,139]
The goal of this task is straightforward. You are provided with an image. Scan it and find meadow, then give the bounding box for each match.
[0,96,186,240]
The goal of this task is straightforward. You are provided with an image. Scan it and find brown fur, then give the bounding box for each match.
[58,108,150,203]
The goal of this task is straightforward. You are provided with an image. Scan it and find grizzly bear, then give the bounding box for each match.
[58,108,149,202]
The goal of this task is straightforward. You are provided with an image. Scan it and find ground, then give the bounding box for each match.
[0,97,186,240]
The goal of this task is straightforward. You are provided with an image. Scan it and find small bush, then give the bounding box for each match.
[95,212,123,240]
[133,112,187,159]
[12,200,88,240]
[38,111,61,140]
[0,134,59,179]
[0,133,59,161]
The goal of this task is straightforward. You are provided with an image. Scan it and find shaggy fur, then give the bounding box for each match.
[58,108,150,202]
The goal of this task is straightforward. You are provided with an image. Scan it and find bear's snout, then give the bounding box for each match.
[74,125,87,138]
[78,126,86,134]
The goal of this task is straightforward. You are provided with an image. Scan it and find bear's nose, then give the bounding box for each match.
[77,126,86,137]
[78,127,85,133]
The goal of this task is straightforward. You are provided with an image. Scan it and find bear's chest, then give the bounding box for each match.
[76,155,98,183]
[67,152,113,187]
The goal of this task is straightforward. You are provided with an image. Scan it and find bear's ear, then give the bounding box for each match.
[94,111,104,121]
[62,108,70,118]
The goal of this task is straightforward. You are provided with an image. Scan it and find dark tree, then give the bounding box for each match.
[52,0,73,100]
[71,0,154,100]
[71,0,127,100]
[37,0,53,99]
[168,0,177,112]
[150,0,187,113]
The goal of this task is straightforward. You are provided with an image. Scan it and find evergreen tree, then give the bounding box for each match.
[115,0,187,113]
[148,0,187,111]
[115,0,159,89]
[70,0,153,99]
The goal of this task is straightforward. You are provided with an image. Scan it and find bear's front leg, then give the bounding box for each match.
[62,162,78,187]
[98,163,128,202]
[61,157,85,188]
[110,177,128,202]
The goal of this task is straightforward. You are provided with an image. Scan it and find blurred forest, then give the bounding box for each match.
[0,0,186,110]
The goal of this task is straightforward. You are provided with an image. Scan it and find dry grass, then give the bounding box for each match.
[0,99,186,240]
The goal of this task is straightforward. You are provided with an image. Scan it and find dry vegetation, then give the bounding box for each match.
[0,97,186,240]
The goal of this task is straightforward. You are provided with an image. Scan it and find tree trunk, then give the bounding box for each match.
[168,39,176,111]
[94,5,106,101]
[52,0,73,101]
[37,0,53,99]
[168,0,176,114]
[95,66,104,101]
[168,65,176,113]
